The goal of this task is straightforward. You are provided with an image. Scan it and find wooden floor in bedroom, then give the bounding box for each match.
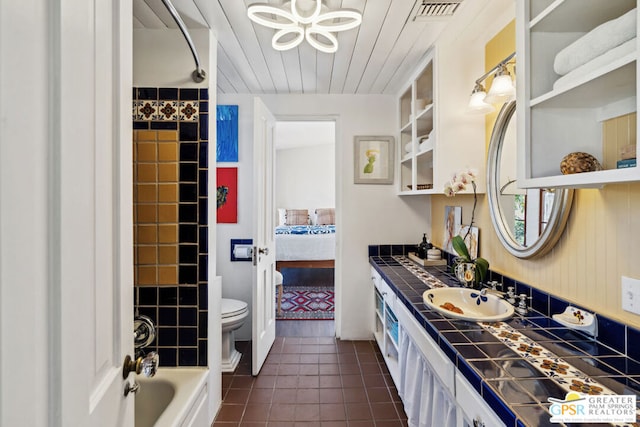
[276,320,335,337]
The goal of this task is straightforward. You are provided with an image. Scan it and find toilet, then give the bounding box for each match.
[221,298,249,372]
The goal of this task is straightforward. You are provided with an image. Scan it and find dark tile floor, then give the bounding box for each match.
[213,338,408,426]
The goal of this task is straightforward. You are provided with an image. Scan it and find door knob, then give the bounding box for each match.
[122,352,159,379]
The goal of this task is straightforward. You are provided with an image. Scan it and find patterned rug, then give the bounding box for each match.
[277,286,335,320]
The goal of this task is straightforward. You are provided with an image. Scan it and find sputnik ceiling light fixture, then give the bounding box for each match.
[247,0,362,54]
[467,52,516,114]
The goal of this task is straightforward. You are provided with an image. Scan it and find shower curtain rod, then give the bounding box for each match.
[161,0,207,83]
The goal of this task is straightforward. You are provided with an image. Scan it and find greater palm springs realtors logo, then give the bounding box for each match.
[549,392,637,423]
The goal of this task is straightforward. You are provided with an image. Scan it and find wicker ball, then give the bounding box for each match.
[560,152,602,175]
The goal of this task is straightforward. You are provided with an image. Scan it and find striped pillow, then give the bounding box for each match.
[285,209,309,225]
[315,208,335,225]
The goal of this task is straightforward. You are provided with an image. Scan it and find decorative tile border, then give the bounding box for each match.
[386,254,640,426]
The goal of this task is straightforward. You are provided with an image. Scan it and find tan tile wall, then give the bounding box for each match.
[134,130,179,286]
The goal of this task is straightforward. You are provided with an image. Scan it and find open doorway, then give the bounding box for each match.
[273,120,336,337]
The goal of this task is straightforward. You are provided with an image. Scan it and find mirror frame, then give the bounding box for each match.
[486,101,574,259]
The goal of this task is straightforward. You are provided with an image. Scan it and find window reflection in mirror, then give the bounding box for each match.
[487,101,573,259]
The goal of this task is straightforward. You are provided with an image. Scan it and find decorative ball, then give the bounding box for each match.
[560,152,602,175]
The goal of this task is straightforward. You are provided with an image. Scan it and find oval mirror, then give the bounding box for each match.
[486,101,574,259]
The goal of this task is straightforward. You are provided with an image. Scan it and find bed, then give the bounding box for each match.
[275,224,336,269]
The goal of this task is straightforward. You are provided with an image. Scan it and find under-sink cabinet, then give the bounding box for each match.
[517,0,639,188]
[371,267,505,427]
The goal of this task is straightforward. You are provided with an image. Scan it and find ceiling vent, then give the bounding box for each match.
[413,1,463,20]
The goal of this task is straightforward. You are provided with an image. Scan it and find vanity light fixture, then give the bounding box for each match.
[466,82,495,114]
[247,0,362,54]
[467,52,515,114]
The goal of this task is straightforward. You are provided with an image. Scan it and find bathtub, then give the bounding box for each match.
[135,367,209,427]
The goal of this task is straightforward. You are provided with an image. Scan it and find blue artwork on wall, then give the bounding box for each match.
[216,105,238,162]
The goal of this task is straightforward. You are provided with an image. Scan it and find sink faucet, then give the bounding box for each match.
[480,281,506,298]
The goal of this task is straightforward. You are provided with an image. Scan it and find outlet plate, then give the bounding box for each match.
[621,276,640,315]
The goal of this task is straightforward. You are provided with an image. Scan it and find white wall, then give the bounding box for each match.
[216,94,431,340]
[276,144,336,213]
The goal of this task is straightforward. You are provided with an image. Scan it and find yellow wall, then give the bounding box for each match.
[431,21,640,328]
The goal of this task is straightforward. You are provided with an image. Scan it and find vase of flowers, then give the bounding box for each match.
[444,169,489,287]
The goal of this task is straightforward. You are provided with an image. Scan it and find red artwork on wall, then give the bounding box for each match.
[216,167,238,223]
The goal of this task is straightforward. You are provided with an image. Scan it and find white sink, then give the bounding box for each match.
[423,287,514,322]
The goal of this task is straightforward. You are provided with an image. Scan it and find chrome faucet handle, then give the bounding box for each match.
[122,351,159,379]
[134,315,156,349]
[506,286,516,304]
[516,294,532,315]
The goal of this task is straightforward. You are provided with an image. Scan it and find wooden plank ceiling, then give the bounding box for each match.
[133,0,457,95]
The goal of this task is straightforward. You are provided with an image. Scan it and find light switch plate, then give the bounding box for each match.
[621,276,640,315]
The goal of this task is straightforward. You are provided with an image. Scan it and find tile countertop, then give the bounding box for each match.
[369,255,640,427]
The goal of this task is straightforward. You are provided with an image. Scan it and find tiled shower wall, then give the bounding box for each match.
[133,87,209,367]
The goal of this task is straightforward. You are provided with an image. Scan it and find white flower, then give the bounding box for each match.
[443,167,478,196]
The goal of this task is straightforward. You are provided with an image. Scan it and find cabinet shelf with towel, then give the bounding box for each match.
[517,0,639,188]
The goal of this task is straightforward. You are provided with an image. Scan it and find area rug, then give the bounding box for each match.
[277,286,334,320]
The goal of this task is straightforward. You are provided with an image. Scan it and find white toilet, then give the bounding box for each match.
[221,298,249,372]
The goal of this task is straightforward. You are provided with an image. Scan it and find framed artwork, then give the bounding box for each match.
[216,105,238,162]
[216,167,238,223]
[353,135,394,184]
[457,225,479,259]
[443,206,462,254]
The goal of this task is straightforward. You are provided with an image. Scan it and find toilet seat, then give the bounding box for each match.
[221,298,248,319]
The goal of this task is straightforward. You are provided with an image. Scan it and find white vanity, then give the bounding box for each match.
[371,266,506,427]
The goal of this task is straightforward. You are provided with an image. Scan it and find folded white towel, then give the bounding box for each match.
[554,8,636,76]
[553,37,636,91]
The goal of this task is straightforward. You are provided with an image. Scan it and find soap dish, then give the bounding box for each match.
[552,306,598,338]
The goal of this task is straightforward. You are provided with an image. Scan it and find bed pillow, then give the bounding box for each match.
[315,208,335,225]
[285,209,309,225]
[277,208,287,226]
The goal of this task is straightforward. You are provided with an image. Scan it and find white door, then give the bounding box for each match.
[60,0,135,425]
[1,0,134,425]
[252,98,277,375]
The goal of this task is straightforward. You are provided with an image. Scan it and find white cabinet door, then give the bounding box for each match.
[456,373,506,427]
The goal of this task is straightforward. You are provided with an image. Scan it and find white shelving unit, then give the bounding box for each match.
[371,269,399,385]
[398,51,436,195]
[517,0,639,188]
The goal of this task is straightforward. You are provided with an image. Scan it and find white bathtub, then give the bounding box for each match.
[135,368,209,427]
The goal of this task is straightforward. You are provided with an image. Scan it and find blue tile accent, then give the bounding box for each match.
[456,357,482,392]
[530,287,548,315]
[199,312,208,338]
[199,170,207,197]
[179,348,198,366]
[157,327,177,346]
[179,307,198,326]
[628,325,640,362]
[179,265,198,284]
[158,307,177,326]
[150,121,177,130]
[481,382,517,426]
[198,255,207,282]
[178,327,198,346]
[598,316,626,354]
[199,141,208,168]
[179,88,199,100]
[199,101,208,113]
[138,286,157,305]
[179,122,198,141]
[199,88,208,100]
[198,201,207,226]
[157,347,177,367]
[198,340,207,366]
[368,245,379,257]
[159,287,177,305]
[391,244,404,255]
[199,114,209,140]
[379,245,391,256]
[178,286,197,305]
[159,88,178,100]
[138,87,158,100]
[133,121,149,130]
